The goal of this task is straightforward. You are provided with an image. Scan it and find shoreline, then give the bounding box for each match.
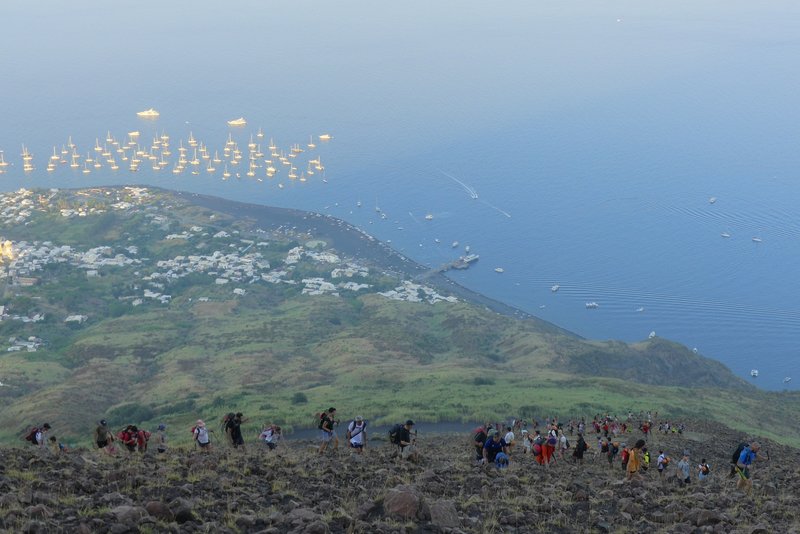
[179,189,581,339]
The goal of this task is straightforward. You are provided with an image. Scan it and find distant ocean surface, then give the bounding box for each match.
[1,1,799,389]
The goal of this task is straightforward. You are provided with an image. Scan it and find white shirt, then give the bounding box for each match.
[194,426,210,444]
[348,421,367,445]
[260,428,278,443]
[504,431,515,443]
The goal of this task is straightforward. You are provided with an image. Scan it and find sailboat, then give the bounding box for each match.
[307,135,316,149]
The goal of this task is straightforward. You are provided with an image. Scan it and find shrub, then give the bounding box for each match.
[473,377,495,386]
[292,392,308,405]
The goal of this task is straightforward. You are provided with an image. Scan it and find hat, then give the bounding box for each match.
[99,420,107,426]
[157,423,166,431]
[355,415,364,422]
[328,407,337,413]
[42,423,51,430]
[196,419,205,427]
[522,429,529,434]
[405,419,415,426]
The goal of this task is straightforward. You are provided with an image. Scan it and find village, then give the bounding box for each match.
[0,187,459,352]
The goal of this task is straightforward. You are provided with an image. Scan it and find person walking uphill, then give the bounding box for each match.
[483,430,510,468]
[318,407,337,455]
[346,416,367,454]
[226,412,248,451]
[735,442,767,492]
[392,420,418,462]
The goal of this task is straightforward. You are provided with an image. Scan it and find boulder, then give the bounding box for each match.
[430,501,461,529]
[383,485,422,520]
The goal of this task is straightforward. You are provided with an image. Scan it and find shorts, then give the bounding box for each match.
[97,440,108,449]
[350,442,364,449]
[320,430,333,442]
[198,441,210,448]
[401,444,416,459]
[265,442,277,450]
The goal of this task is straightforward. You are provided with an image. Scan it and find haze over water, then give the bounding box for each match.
[1,1,799,389]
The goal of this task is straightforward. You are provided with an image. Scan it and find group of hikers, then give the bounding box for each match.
[21,410,768,491]
[470,413,768,492]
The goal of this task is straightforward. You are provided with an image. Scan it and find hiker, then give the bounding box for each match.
[504,427,516,454]
[94,420,115,455]
[607,441,620,467]
[558,429,570,459]
[620,443,629,471]
[24,423,51,447]
[641,447,650,472]
[136,427,151,453]
[318,407,337,455]
[395,420,418,461]
[677,453,691,485]
[472,424,490,462]
[482,430,510,467]
[657,451,670,478]
[226,412,247,451]
[521,429,532,454]
[542,426,557,466]
[572,433,588,464]
[193,420,212,452]
[260,424,281,450]
[222,412,236,446]
[345,416,367,454]
[118,425,138,453]
[735,442,767,492]
[698,459,711,481]
[155,424,168,454]
[626,439,646,480]
[48,435,67,454]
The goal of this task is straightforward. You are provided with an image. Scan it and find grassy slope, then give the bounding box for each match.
[0,187,798,447]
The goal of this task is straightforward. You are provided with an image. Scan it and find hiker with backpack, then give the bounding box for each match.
[657,450,670,478]
[192,420,212,452]
[318,407,337,455]
[117,425,138,453]
[677,452,691,485]
[24,423,51,447]
[136,427,151,453]
[226,412,247,451]
[94,420,115,455]
[733,442,767,492]
[698,458,711,481]
[259,424,281,450]
[625,439,646,480]
[346,416,367,454]
[482,430,510,466]
[572,433,588,464]
[389,420,418,461]
[472,424,490,462]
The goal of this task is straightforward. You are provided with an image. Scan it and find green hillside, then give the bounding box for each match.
[0,186,797,446]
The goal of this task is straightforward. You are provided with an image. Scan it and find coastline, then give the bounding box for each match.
[179,189,580,340]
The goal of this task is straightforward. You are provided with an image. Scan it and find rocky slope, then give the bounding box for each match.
[0,419,795,533]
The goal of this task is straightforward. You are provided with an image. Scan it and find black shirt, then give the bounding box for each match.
[397,426,412,446]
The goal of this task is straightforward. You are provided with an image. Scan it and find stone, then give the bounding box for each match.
[174,507,196,524]
[111,505,147,523]
[430,500,459,529]
[304,520,330,534]
[695,510,723,527]
[145,501,174,522]
[383,485,421,520]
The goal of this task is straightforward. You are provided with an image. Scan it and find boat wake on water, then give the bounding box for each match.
[438,169,510,218]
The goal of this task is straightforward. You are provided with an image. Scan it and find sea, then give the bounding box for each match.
[1,1,799,389]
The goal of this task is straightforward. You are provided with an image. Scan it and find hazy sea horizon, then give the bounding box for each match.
[1,0,799,389]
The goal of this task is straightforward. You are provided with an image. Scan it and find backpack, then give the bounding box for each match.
[388,423,404,445]
[731,442,749,464]
[24,427,39,443]
[317,413,328,430]
[533,443,542,456]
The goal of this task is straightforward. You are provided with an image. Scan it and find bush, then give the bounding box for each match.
[106,402,155,423]
[473,377,495,386]
[292,392,308,405]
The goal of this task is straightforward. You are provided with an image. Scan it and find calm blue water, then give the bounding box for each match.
[1,1,799,389]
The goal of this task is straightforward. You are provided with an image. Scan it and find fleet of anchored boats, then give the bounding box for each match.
[0,110,334,184]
